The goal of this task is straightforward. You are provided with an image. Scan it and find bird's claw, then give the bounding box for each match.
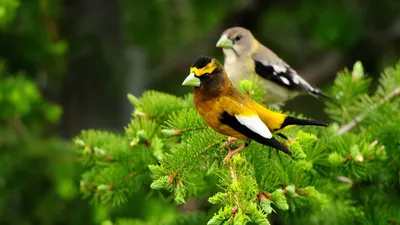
[223,151,234,167]
[224,137,238,147]
[223,144,246,167]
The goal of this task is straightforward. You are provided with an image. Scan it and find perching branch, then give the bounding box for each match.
[338,87,400,135]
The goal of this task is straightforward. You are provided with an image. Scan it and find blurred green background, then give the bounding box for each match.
[0,0,399,224]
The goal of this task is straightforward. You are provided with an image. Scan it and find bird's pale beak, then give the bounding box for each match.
[182,73,200,87]
[216,35,233,48]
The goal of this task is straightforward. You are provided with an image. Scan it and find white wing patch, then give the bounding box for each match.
[272,64,287,73]
[256,59,321,95]
[280,77,290,85]
[235,115,273,139]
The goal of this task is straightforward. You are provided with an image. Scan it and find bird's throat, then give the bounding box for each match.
[223,48,239,59]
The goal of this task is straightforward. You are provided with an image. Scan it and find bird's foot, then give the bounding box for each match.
[223,144,246,166]
[224,137,238,146]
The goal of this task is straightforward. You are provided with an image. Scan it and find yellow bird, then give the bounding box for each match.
[182,56,327,158]
[216,26,331,106]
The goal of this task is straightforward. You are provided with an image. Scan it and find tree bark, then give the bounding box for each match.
[60,0,127,137]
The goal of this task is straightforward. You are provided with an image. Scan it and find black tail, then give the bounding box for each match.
[281,116,328,129]
[310,88,335,102]
[219,112,293,155]
[258,137,292,155]
[317,91,334,101]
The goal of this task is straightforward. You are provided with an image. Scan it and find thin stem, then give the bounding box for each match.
[338,87,400,135]
[180,126,209,134]
[119,167,149,184]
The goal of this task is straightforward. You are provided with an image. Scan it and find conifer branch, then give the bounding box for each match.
[82,145,114,162]
[228,163,241,220]
[179,138,225,172]
[180,126,209,133]
[119,167,149,184]
[75,62,400,224]
[338,87,400,135]
[162,126,209,136]
[81,183,97,192]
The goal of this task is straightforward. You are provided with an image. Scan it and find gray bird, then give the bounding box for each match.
[216,27,330,106]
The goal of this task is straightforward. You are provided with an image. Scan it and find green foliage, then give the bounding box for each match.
[0,0,20,28]
[0,0,66,84]
[238,78,267,104]
[0,2,95,224]
[75,60,400,224]
[0,73,61,121]
[297,0,363,49]
[76,92,194,206]
[0,70,93,224]
[3,0,399,224]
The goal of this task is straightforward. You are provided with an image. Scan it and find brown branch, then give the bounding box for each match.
[119,172,137,184]
[228,163,241,221]
[170,126,209,136]
[338,87,400,135]
[181,126,209,133]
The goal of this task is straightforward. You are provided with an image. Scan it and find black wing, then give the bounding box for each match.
[219,112,292,155]
[254,60,331,99]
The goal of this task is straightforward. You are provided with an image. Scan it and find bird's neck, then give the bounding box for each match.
[193,77,231,101]
[193,84,224,101]
[252,39,260,53]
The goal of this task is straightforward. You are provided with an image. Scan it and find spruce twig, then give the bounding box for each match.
[178,138,225,172]
[338,87,400,135]
[119,167,149,184]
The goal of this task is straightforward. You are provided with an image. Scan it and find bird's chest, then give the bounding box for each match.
[193,95,245,139]
[224,56,254,85]
[194,97,221,126]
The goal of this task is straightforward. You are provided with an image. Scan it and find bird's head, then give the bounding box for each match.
[182,56,230,94]
[216,27,254,57]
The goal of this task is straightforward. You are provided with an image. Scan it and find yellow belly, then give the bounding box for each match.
[194,98,248,140]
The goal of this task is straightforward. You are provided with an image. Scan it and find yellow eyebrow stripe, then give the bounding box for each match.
[190,60,217,76]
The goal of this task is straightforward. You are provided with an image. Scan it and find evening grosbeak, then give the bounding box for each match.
[216,26,331,105]
[182,56,327,158]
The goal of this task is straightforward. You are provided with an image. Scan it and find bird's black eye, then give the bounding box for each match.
[234,35,242,41]
[203,73,211,78]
